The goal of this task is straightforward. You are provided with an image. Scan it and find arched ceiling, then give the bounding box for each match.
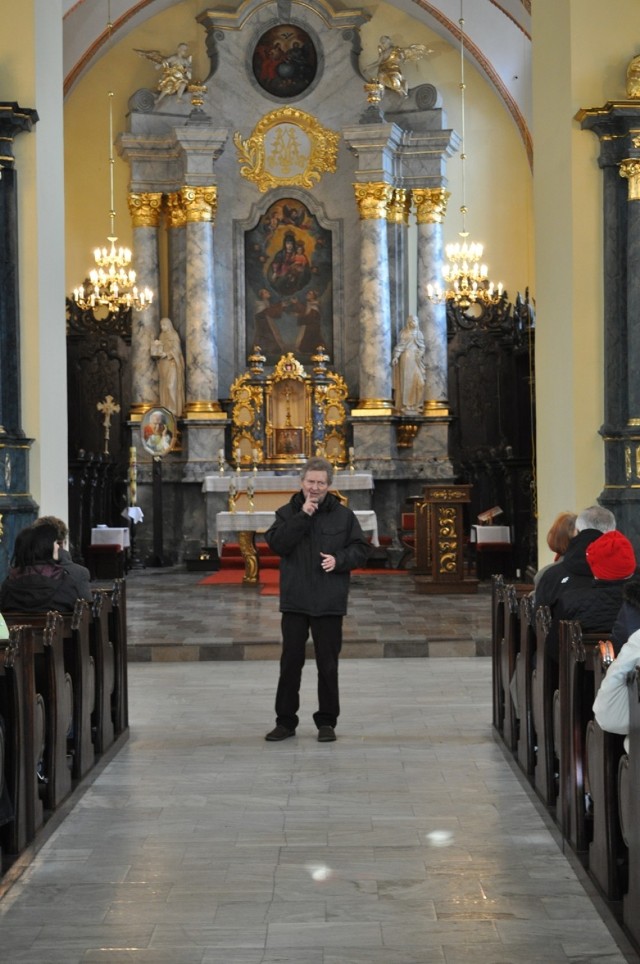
[63,0,532,161]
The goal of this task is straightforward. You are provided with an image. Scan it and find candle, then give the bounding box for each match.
[252,448,258,462]
[218,448,224,460]
[349,446,354,458]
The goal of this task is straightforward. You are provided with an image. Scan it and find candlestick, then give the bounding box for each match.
[348,445,355,473]
[235,447,241,473]
[228,479,237,513]
[218,449,226,476]
[128,446,137,506]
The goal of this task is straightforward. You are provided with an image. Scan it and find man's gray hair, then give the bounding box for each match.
[301,457,333,486]
[575,505,616,533]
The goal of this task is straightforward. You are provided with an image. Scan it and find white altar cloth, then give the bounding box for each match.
[203,472,374,493]
[215,509,379,554]
[91,526,130,548]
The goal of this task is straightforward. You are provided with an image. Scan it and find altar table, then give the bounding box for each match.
[216,509,379,584]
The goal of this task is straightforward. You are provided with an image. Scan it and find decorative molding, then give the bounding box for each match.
[353,182,394,220]
[127,192,163,227]
[412,187,450,224]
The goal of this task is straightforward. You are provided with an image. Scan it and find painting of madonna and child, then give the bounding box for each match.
[245,198,333,366]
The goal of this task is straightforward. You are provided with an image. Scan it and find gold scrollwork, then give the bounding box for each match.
[165,191,187,229]
[234,107,339,193]
[396,423,420,448]
[128,192,163,228]
[353,182,394,220]
[636,444,640,480]
[387,188,410,225]
[620,158,640,200]
[437,507,458,573]
[430,488,467,501]
[412,187,450,224]
[0,512,3,542]
[180,186,218,223]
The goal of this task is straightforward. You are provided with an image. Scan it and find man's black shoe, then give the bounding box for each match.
[317,725,336,742]
[265,725,295,741]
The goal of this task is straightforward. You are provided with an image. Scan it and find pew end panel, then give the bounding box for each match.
[532,605,558,807]
[492,575,507,732]
[516,593,536,778]
[623,667,640,948]
[89,592,115,756]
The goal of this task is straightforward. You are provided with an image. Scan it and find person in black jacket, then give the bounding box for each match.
[534,504,617,614]
[549,529,636,661]
[0,522,93,613]
[612,577,640,654]
[264,457,370,743]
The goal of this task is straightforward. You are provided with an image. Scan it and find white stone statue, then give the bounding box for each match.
[135,43,193,104]
[392,315,427,414]
[151,317,186,417]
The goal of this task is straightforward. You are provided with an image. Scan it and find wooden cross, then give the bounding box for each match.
[97,394,121,455]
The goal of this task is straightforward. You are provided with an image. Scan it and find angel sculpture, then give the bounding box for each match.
[372,35,431,97]
[135,43,193,104]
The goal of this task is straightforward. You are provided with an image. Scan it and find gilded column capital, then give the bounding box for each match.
[353,182,394,220]
[164,191,187,229]
[180,185,218,223]
[387,188,411,225]
[620,159,640,200]
[127,192,163,227]
[412,188,450,224]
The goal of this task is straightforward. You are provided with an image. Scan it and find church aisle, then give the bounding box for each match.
[0,659,636,963]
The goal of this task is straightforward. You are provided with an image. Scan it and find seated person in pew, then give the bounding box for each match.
[533,511,577,590]
[0,522,93,613]
[611,575,640,655]
[535,504,616,612]
[548,530,637,662]
[593,626,640,751]
[33,515,92,594]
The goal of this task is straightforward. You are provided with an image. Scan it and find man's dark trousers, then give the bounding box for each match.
[275,612,342,731]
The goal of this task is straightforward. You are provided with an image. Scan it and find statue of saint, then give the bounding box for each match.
[135,43,193,104]
[151,318,186,417]
[392,316,427,414]
[627,54,640,98]
[373,36,431,97]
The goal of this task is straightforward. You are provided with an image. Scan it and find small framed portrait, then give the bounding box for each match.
[140,407,176,457]
[252,24,317,98]
[275,427,303,455]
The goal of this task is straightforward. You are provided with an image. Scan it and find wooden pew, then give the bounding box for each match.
[586,640,628,901]
[623,666,640,948]
[0,626,43,855]
[499,583,521,751]
[89,591,115,755]
[531,605,557,806]
[94,579,128,736]
[515,593,536,778]
[556,621,603,853]
[492,575,507,732]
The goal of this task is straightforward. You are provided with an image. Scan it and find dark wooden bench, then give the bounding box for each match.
[585,640,628,900]
[94,579,128,737]
[90,591,115,755]
[531,604,557,806]
[492,575,507,732]
[515,593,536,777]
[623,666,640,948]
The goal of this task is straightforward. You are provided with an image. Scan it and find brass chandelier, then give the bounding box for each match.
[427,1,504,311]
[72,90,152,314]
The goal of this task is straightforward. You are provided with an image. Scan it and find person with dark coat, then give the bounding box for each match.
[611,577,640,655]
[0,522,93,613]
[548,529,636,661]
[534,504,617,613]
[264,457,370,743]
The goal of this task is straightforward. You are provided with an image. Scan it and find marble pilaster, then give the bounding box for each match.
[181,185,224,418]
[127,192,163,414]
[414,187,451,416]
[165,192,187,342]
[620,157,640,423]
[352,183,395,413]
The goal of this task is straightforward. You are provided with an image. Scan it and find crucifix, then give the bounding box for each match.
[97,394,121,455]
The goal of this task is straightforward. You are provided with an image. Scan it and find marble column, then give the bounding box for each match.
[165,192,187,343]
[181,185,224,418]
[387,188,411,342]
[413,187,451,417]
[352,182,395,414]
[127,192,163,415]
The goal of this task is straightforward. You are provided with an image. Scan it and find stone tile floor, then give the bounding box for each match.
[0,650,638,962]
[124,567,494,662]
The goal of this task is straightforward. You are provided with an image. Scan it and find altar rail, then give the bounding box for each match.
[0,580,129,875]
[491,575,638,952]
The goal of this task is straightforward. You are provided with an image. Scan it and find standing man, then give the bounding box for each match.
[264,457,370,742]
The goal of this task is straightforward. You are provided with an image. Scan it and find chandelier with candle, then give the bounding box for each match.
[72,89,152,314]
[427,2,504,311]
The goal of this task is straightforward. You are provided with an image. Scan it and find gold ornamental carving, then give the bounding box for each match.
[128,192,163,228]
[353,182,394,220]
[180,186,218,223]
[620,158,640,201]
[165,192,187,229]
[429,487,468,502]
[234,108,339,193]
[387,188,411,225]
[437,506,458,574]
[413,187,450,224]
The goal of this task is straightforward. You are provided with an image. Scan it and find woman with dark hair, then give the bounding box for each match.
[0,523,93,613]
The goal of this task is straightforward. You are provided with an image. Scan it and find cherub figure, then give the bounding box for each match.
[372,35,431,97]
[135,43,193,104]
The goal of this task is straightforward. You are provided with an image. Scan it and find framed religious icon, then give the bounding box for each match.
[140,407,176,457]
[252,24,318,98]
[275,427,304,455]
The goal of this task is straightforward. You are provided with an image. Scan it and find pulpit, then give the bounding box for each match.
[413,484,478,594]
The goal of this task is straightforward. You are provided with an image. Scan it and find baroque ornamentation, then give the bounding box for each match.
[353,182,394,220]
[234,108,339,193]
[180,186,218,223]
[412,187,450,224]
[127,192,163,228]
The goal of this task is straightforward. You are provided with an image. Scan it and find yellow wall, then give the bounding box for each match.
[533,0,640,564]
